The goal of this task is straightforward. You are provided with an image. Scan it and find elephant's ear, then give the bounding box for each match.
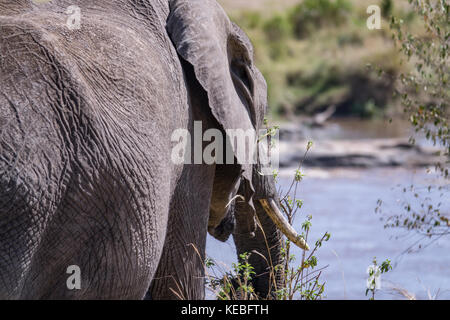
[167,0,258,227]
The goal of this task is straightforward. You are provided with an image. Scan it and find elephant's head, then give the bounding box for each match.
[167,0,308,297]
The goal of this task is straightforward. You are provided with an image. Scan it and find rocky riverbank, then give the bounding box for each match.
[277,125,445,169]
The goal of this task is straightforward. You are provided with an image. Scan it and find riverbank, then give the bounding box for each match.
[277,120,445,169]
[279,137,443,169]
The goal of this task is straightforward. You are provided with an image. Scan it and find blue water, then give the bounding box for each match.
[206,168,450,300]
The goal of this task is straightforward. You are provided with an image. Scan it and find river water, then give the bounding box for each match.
[206,120,450,300]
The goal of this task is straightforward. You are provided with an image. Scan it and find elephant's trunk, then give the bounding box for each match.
[232,197,284,298]
[232,169,290,298]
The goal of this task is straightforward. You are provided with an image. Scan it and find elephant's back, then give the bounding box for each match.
[5,4,186,127]
[0,5,189,172]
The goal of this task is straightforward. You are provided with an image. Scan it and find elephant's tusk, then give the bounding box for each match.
[259,198,310,251]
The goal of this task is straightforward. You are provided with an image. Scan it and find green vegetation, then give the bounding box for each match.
[225,0,422,118]
[375,0,449,254]
[381,0,394,18]
[390,0,449,176]
[289,0,352,39]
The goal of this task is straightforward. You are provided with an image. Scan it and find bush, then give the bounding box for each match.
[263,14,291,41]
[284,63,395,117]
[391,0,449,175]
[381,0,394,18]
[289,0,352,39]
[337,31,364,47]
[232,11,262,30]
[263,14,292,59]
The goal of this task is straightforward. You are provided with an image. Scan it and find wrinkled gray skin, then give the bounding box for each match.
[0,0,283,299]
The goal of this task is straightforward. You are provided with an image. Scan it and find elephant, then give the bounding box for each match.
[0,0,307,299]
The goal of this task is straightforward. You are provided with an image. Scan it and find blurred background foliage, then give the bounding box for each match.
[218,0,421,119]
